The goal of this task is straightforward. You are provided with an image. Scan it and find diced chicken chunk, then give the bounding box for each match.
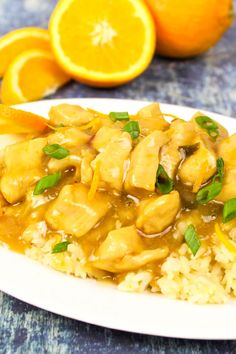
[136,103,169,135]
[96,225,143,260]
[160,120,197,178]
[218,134,236,168]
[136,191,181,234]
[1,138,47,203]
[179,139,216,188]
[92,126,121,152]
[48,127,90,148]
[215,135,236,202]
[49,104,94,127]
[191,112,228,143]
[125,131,169,192]
[48,154,81,173]
[46,184,111,237]
[216,168,236,202]
[93,225,169,272]
[94,132,132,191]
[80,150,96,185]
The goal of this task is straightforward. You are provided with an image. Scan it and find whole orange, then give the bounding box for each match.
[145,0,234,58]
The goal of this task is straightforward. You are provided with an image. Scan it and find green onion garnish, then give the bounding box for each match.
[52,241,71,254]
[223,198,236,223]
[213,157,224,183]
[155,164,174,194]
[184,224,201,256]
[196,181,222,204]
[123,121,140,139]
[196,157,224,204]
[195,116,219,139]
[109,112,129,122]
[33,172,62,195]
[43,144,70,160]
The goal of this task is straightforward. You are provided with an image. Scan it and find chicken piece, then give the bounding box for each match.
[48,154,81,173]
[125,131,169,192]
[160,120,197,178]
[46,184,111,237]
[215,169,236,202]
[108,248,169,272]
[217,134,236,168]
[191,111,228,144]
[92,126,121,152]
[48,127,90,148]
[1,138,47,203]
[93,225,169,272]
[215,135,236,202]
[80,150,96,185]
[96,225,143,261]
[94,132,132,191]
[135,103,169,135]
[49,104,94,127]
[136,191,181,234]
[178,139,216,188]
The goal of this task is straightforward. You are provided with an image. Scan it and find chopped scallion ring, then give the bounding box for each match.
[52,241,71,254]
[33,172,62,195]
[123,121,140,139]
[155,164,174,194]
[43,144,70,160]
[109,111,129,122]
[184,224,201,256]
[195,116,219,139]
[213,157,224,183]
[196,157,224,204]
[196,181,222,204]
[223,198,236,223]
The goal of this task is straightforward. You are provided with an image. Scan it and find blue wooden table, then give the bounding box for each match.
[1,1,236,352]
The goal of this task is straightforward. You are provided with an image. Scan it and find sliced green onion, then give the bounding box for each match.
[52,241,71,254]
[184,224,201,256]
[196,181,222,204]
[33,172,62,195]
[213,157,224,183]
[123,121,140,139]
[195,116,219,139]
[109,112,129,122]
[43,144,70,160]
[155,164,174,194]
[223,198,236,223]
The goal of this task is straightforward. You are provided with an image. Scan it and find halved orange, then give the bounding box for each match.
[0,104,48,134]
[0,27,50,77]
[1,49,71,105]
[49,0,156,87]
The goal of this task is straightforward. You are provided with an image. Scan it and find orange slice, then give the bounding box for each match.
[1,49,71,105]
[0,27,50,77]
[49,0,156,87]
[0,104,48,134]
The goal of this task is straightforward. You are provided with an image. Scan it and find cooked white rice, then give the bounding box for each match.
[23,220,236,304]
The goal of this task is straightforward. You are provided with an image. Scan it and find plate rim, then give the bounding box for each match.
[1,97,236,340]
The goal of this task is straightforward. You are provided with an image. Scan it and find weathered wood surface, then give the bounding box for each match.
[0,1,236,352]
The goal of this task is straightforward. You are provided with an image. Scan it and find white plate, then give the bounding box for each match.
[0,98,236,340]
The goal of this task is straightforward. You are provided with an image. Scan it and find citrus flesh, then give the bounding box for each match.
[0,27,50,77]
[50,0,156,87]
[1,49,70,105]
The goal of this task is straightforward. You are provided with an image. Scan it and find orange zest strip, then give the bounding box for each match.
[0,104,48,134]
[78,118,102,133]
[215,223,236,254]
[88,160,100,201]
[192,161,208,193]
[159,113,182,121]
